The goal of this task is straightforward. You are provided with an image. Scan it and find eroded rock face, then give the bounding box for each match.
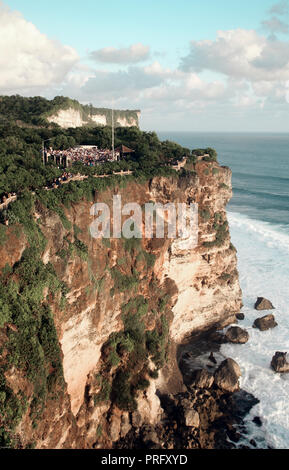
[271,352,289,373]
[189,369,214,389]
[253,314,278,332]
[225,326,249,344]
[0,161,242,449]
[214,359,241,393]
[254,297,275,311]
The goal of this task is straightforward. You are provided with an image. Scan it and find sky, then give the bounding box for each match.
[1,0,289,131]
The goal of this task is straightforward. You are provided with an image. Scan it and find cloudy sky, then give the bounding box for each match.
[2,0,289,131]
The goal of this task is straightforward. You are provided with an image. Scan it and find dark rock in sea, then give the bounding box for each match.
[230,390,259,419]
[189,369,214,389]
[254,297,275,311]
[214,358,241,393]
[271,352,289,373]
[253,314,278,331]
[225,326,249,344]
[227,428,242,443]
[236,313,245,321]
[250,439,257,448]
[209,352,217,364]
[253,416,262,427]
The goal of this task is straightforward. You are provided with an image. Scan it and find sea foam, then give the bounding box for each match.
[221,212,289,449]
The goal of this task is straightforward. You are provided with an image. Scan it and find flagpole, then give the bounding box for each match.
[112,108,115,161]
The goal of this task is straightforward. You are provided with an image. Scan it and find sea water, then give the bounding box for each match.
[158,132,289,449]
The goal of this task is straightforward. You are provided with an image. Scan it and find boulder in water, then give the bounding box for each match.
[209,352,217,364]
[236,313,245,321]
[254,297,275,311]
[225,326,249,344]
[253,314,278,331]
[271,352,289,373]
[214,358,241,393]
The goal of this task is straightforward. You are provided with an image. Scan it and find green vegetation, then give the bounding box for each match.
[0,96,221,439]
[0,196,68,447]
[0,245,66,445]
[192,147,218,162]
[0,95,140,128]
[200,209,211,222]
[203,217,229,248]
[0,120,191,199]
[94,293,171,412]
[110,267,140,292]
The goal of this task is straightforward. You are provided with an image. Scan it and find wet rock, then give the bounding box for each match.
[227,428,242,443]
[214,358,241,393]
[254,297,275,311]
[271,352,289,373]
[183,408,200,428]
[253,416,262,427]
[189,369,214,389]
[236,313,245,321]
[209,352,217,364]
[225,326,249,344]
[253,314,278,331]
[250,439,257,448]
[230,390,259,419]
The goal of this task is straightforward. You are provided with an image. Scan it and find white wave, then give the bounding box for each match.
[228,211,289,255]
[222,212,289,449]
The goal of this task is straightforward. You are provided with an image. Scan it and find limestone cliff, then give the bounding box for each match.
[46,107,140,129]
[0,161,242,449]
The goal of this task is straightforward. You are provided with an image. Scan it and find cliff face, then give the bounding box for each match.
[0,161,242,449]
[47,108,140,129]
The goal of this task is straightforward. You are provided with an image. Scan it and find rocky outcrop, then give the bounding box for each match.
[0,159,242,449]
[116,372,259,450]
[214,359,241,393]
[253,314,278,331]
[271,352,289,373]
[254,297,275,311]
[225,326,249,344]
[188,369,214,389]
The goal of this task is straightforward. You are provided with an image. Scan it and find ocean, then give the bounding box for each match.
[158,132,289,449]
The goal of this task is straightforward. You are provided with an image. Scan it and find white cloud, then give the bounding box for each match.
[0,2,78,93]
[180,29,289,82]
[90,43,150,64]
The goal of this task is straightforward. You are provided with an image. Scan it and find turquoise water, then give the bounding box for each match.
[158,132,289,449]
[158,132,289,227]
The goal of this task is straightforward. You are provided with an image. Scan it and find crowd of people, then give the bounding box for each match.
[47,145,120,166]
